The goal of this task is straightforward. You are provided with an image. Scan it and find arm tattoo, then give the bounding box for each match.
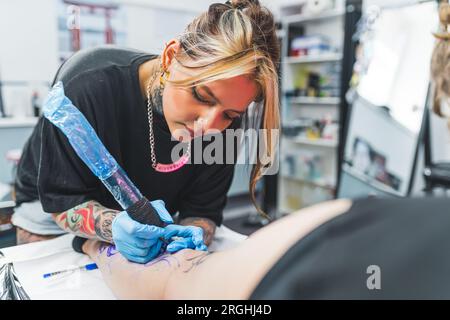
[94,209,118,242]
[143,252,211,273]
[178,217,216,246]
[54,201,119,242]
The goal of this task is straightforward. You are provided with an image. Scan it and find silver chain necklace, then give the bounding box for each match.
[146,72,191,170]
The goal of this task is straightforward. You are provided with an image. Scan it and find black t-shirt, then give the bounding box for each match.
[15,45,237,225]
[251,197,450,299]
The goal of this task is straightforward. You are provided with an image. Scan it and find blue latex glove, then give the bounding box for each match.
[112,200,173,264]
[163,224,208,253]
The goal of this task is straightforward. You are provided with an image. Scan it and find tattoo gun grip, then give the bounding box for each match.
[126,197,168,228]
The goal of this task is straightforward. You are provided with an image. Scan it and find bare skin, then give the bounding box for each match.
[83,199,352,299]
[15,227,59,245]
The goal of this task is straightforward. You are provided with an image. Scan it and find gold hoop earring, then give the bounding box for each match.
[159,70,170,89]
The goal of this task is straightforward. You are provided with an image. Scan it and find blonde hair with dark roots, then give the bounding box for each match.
[431,1,450,126]
[166,0,280,218]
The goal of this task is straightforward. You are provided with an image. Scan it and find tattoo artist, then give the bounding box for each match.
[11,0,280,264]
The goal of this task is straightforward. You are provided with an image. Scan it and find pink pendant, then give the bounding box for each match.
[154,154,190,173]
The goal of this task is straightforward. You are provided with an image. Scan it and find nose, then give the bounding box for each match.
[197,107,230,133]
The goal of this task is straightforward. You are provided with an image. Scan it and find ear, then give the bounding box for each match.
[161,39,182,71]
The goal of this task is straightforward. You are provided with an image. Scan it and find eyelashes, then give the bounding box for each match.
[191,87,240,121]
[192,87,214,106]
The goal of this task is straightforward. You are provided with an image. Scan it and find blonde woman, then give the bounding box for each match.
[12,0,279,263]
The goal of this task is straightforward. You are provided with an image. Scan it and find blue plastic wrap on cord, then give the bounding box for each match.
[42,81,142,210]
[41,82,209,258]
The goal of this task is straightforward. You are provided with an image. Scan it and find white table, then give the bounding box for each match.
[0,226,247,299]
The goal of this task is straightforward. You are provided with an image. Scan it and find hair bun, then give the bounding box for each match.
[226,0,260,10]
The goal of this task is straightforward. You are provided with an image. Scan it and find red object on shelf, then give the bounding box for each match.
[71,27,81,51]
[105,8,114,44]
[63,0,119,50]
[290,48,309,57]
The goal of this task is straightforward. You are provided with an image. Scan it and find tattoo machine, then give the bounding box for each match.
[42,81,169,228]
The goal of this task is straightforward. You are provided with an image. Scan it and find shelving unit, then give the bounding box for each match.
[281,175,335,191]
[286,52,343,64]
[277,1,347,215]
[293,137,338,148]
[288,96,341,105]
[284,8,345,25]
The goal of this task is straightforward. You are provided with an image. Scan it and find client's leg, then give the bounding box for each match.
[12,201,67,244]
[83,199,352,299]
[82,240,209,299]
[16,227,59,245]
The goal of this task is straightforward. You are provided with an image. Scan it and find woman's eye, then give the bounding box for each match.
[191,87,241,121]
[192,87,214,105]
[224,113,241,121]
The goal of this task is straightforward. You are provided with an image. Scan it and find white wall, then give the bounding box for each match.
[0,0,59,117]
[0,0,60,83]
[0,0,210,84]
[120,0,216,13]
[125,5,196,54]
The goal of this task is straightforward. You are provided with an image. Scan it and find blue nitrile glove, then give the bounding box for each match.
[112,200,174,264]
[163,224,208,253]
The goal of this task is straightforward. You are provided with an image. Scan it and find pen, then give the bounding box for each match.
[43,263,98,279]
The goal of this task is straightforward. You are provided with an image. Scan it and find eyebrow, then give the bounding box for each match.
[200,85,245,115]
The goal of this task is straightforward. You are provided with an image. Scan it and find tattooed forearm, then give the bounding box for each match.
[94,209,118,242]
[179,217,216,246]
[53,201,99,238]
[53,200,119,242]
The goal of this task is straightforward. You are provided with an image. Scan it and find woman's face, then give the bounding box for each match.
[161,40,259,141]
